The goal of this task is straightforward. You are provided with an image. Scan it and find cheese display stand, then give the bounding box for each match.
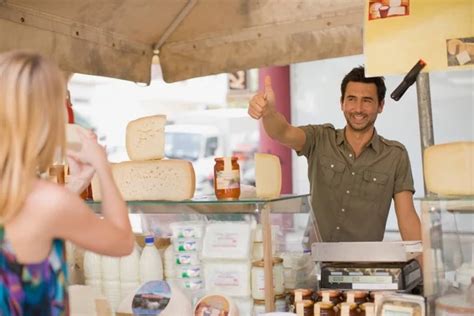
[418,196,474,315]
[68,194,319,315]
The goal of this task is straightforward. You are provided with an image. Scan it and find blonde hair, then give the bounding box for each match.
[0,51,66,223]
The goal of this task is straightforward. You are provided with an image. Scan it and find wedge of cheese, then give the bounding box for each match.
[92,160,195,201]
[126,115,166,161]
[424,142,474,196]
[255,153,282,199]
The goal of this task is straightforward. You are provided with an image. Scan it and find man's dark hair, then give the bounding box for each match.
[340,66,386,103]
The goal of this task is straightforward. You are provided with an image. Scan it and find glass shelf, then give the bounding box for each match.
[86,194,312,214]
[416,196,474,213]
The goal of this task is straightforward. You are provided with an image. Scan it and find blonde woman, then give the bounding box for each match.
[0,51,134,315]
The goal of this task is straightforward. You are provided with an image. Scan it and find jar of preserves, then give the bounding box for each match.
[343,290,368,305]
[289,288,314,312]
[314,301,336,316]
[214,157,240,200]
[336,302,357,316]
[316,290,342,306]
[251,257,285,299]
[295,299,314,316]
[359,302,375,316]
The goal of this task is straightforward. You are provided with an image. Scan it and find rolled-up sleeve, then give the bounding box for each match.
[296,125,319,158]
[394,148,416,196]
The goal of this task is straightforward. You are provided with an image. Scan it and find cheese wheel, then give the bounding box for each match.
[91,159,195,201]
[423,142,474,196]
[255,153,282,199]
[126,115,166,161]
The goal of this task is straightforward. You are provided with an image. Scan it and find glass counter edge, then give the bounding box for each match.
[86,193,309,205]
[415,195,474,201]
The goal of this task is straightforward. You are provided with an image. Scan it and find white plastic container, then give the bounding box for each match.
[172,238,201,253]
[175,265,201,279]
[174,252,200,265]
[177,278,203,290]
[101,256,120,281]
[170,221,205,239]
[120,243,140,282]
[202,221,253,260]
[163,245,176,279]
[83,250,102,280]
[102,280,121,311]
[204,260,251,297]
[139,235,164,283]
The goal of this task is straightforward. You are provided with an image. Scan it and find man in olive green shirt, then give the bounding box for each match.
[248,66,421,242]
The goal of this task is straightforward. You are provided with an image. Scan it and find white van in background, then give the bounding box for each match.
[164,124,222,195]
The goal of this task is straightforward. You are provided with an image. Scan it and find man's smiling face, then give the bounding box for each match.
[341,81,384,133]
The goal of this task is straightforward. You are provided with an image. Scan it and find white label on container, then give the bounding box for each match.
[175,253,198,265]
[216,170,240,190]
[210,232,240,249]
[213,271,241,287]
[177,227,198,238]
[179,266,201,278]
[176,240,198,252]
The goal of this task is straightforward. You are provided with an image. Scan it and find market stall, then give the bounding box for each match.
[0,0,363,83]
[2,0,472,315]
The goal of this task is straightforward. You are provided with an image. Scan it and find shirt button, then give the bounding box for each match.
[351,172,355,176]
[346,190,350,194]
[349,154,353,158]
[330,164,334,168]
[336,226,340,230]
[341,208,345,212]
[373,177,377,182]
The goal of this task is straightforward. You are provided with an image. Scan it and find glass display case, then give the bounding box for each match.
[79,194,318,313]
[417,196,474,315]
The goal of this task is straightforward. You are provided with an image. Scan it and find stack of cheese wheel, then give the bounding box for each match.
[90,115,196,201]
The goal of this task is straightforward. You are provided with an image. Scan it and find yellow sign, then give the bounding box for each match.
[364,0,474,76]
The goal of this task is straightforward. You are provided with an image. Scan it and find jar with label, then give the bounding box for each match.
[251,257,285,300]
[295,299,314,316]
[214,157,240,200]
[290,288,314,311]
[336,302,357,316]
[359,302,375,316]
[314,301,336,316]
[316,290,342,306]
[343,290,368,305]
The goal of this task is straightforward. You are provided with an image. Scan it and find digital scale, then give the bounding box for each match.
[320,260,422,291]
[312,241,423,291]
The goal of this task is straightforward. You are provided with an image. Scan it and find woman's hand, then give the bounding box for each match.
[65,128,108,194]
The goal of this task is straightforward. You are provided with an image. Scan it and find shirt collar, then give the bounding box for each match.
[336,127,381,153]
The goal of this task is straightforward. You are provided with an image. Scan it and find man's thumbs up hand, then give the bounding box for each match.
[248,75,276,120]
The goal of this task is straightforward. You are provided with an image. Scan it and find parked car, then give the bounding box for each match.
[164,124,222,195]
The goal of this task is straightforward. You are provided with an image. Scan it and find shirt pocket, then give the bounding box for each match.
[362,170,389,200]
[319,155,345,188]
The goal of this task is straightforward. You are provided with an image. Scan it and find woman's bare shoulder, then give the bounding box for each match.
[23,179,72,215]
